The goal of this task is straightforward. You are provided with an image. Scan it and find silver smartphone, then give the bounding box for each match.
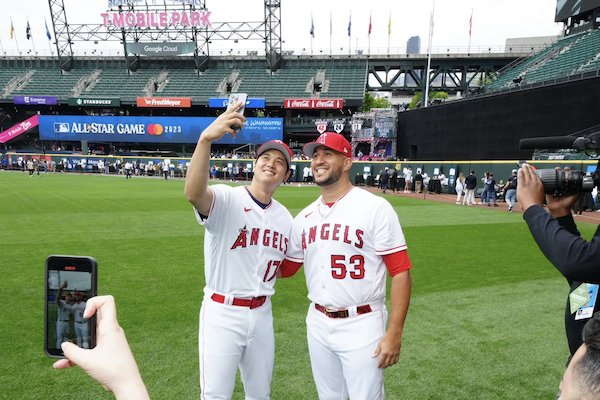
[228,93,248,132]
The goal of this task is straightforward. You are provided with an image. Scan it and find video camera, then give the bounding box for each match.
[519,132,600,196]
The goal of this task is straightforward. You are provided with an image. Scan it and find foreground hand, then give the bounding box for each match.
[53,296,149,400]
[516,164,545,212]
[546,192,581,218]
[373,333,401,368]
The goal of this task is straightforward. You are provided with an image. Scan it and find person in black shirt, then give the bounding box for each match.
[518,163,600,358]
[463,170,478,206]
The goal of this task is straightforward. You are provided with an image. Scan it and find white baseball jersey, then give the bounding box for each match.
[56,299,73,348]
[195,184,292,399]
[286,186,407,308]
[72,300,89,348]
[57,299,73,321]
[195,184,292,297]
[72,301,86,324]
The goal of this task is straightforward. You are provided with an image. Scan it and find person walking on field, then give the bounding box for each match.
[279,132,412,400]
[502,169,518,211]
[184,101,293,400]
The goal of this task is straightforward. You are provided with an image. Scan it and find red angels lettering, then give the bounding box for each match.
[263,229,271,246]
[343,225,352,245]
[282,237,288,253]
[304,223,365,249]
[320,223,330,240]
[250,228,260,245]
[231,227,288,251]
[308,226,317,244]
[230,226,248,249]
[355,229,364,248]
[332,223,341,241]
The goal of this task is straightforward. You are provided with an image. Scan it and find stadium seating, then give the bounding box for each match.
[485,29,600,92]
[0,57,368,103]
[8,67,95,97]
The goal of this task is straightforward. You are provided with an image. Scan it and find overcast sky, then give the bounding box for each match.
[2,0,564,55]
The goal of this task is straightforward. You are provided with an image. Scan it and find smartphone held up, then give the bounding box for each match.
[228,92,247,133]
[44,255,98,358]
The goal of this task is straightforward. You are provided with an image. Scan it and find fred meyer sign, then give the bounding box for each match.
[137,97,191,108]
[38,115,283,144]
[68,97,121,107]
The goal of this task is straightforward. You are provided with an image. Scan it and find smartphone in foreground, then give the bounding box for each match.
[45,255,98,358]
[228,92,248,132]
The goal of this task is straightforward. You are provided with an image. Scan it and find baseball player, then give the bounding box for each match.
[55,281,73,347]
[184,101,293,399]
[280,132,412,400]
[72,291,90,348]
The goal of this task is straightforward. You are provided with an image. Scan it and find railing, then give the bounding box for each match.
[0,43,546,59]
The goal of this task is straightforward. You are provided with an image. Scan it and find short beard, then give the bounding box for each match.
[315,168,343,187]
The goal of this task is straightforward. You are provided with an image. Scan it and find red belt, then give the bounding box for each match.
[211,293,267,309]
[315,303,372,319]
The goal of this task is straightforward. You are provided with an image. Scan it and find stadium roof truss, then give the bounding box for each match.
[47,0,282,72]
[366,57,510,95]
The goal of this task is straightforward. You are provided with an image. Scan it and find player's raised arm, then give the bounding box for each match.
[184,102,246,215]
[56,281,67,304]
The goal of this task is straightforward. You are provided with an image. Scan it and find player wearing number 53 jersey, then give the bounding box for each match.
[281,132,412,400]
[185,101,292,400]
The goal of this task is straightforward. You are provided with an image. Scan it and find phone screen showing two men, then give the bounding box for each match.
[45,256,97,357]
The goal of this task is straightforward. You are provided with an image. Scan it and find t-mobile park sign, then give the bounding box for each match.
[103,0,210,28]
[283,98,344,109]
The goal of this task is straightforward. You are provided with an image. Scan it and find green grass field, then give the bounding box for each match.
[1,171,595,399]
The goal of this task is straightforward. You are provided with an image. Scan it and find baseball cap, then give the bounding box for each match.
[303,132,351,158]
[256,140,292,167]
[512,169,517,173]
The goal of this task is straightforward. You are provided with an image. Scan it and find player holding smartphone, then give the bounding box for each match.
[185,98,293,399]
[45,255,98,358]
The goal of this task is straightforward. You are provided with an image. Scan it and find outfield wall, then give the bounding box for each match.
[4,152,597,192]
[396,77,600,161]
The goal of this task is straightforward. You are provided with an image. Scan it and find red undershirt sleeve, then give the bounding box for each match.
[279,259,303,278]
[383,250,412,276]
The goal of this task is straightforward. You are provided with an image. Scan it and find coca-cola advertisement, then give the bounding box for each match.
[283,98,344,109]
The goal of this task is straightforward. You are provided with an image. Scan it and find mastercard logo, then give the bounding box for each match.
[147,124,164,135]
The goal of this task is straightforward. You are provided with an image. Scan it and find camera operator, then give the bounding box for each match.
[518,163,600,359]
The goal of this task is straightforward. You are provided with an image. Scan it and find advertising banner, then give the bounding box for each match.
[136,97,192,108]
[208,97,266,108]
[283,98,344,109]
[126,42,195,56]
[68,98,121,107]
[38,115,283,144]
[13,95,58,106]
[0,115,40,143]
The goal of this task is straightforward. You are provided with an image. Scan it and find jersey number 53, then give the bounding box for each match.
[331,255,365,279]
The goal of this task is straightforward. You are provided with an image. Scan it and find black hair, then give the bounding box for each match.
[574,312,600,396]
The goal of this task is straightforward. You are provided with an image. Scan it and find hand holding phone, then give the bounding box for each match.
[228,93,248,132]
[53,295,150,400]
[45,255,98,358]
